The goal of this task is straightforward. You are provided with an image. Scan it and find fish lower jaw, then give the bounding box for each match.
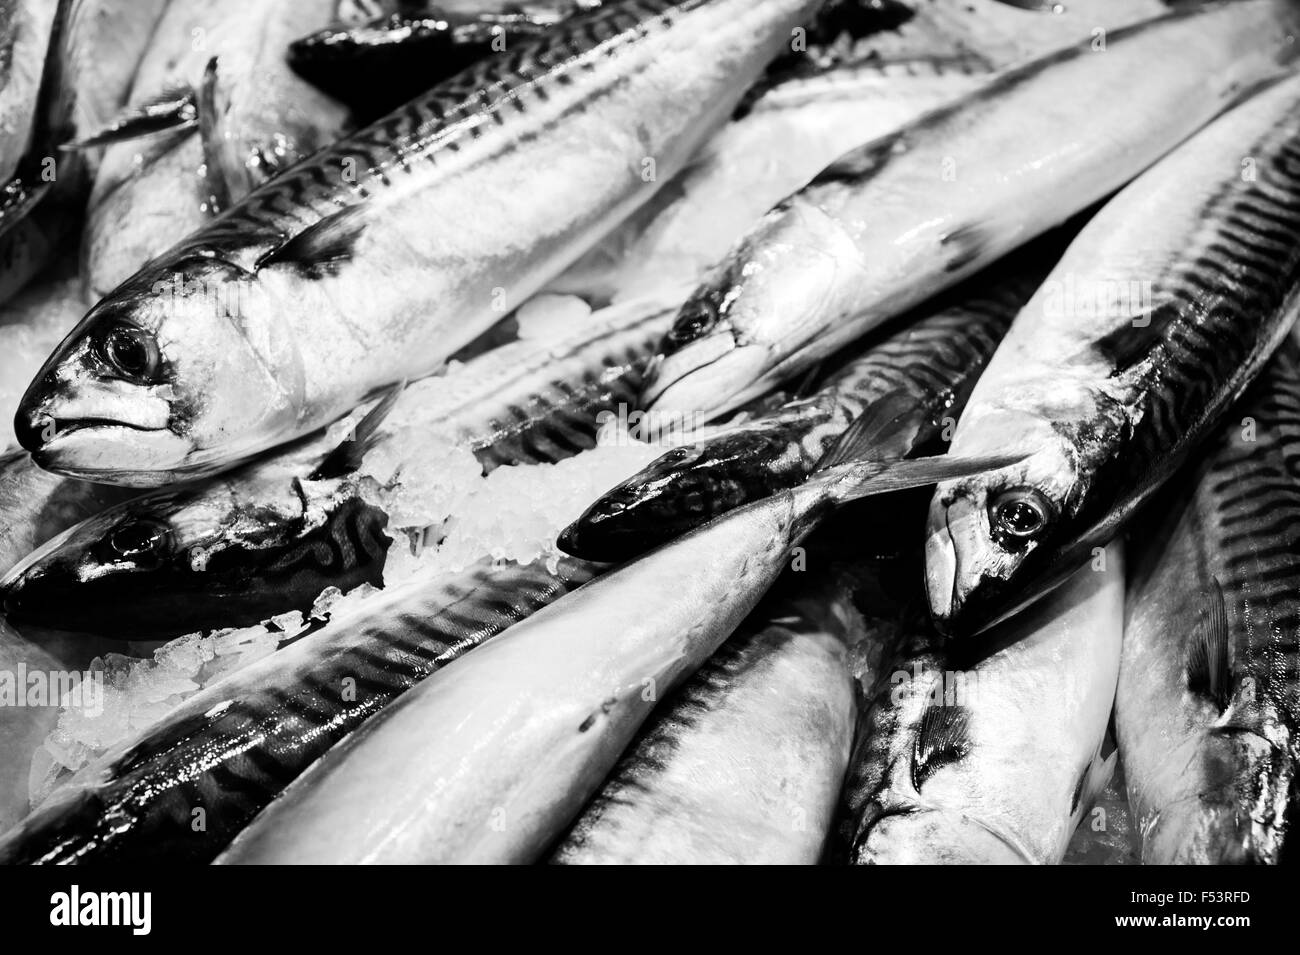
[642,344,775,426]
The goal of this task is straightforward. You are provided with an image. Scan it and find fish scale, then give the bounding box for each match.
[1119,344,1300,863]
[0,557,595,864]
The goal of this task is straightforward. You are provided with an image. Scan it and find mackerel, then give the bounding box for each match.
[638,1,1300,422]
[551,572,862,865]
[80,0,350,299]
[0,297,676,639]
[215,432,1025,863]
[837,545,1123,864]
[1118,344,1300,864]
[926,70,1300,636]
[0,556,594,863]
[550,53,996,303]
[19,0,819,485]
[560,257,1046,562]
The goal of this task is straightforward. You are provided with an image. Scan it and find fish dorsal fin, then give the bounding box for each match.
[256,205,369,276]
[911,705,972,791]
[814,389,925,470]
[59,86,198,150]
[309,380,407,481]
[1187,577,1232,710]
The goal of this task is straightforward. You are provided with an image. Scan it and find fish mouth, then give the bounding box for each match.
[27,422,192,487]
[640,335,772,424]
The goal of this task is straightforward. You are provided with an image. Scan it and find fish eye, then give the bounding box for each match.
[104,519,172,564]
[989,487,1054,547]
[97,323,161,382]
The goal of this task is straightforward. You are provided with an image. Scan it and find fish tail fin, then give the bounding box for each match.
[810,399,1028,506]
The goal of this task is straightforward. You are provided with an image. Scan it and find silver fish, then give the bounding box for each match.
[1118,343,1300,864]
[0,556,594,863]
[20,0,819,486]
[926,70,1300,636]
[214,435,1025,864]
[551,571,862,865]
[639,1,1300,422]
[0,297,676,639]
[80,0,350,299]
[837,545,1123,864]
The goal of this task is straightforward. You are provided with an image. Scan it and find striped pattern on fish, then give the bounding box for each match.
[19,0,817,484]
[1119,343,1300,863]
[926,69,1300,635]
[559,264,1040,562]
[0,557,594,863]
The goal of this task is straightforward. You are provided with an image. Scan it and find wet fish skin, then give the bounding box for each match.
[214,442,1025,863]
[22,0,818,486]
[837,545,1123,864]
[0,450,133,578]
[551,52,997,304]
[639,0,1300,423]
[0,0,58,186]
[0,556,594,864]
[926,70,1300,637]
[81,0,350,300]
[1118,343,1300,865]
[0,300,675,640]
[551,571,862,865]
[561,261,1044,563]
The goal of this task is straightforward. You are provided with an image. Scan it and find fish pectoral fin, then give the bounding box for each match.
[309,379,409,481]
[911,705,973,791]
[939,222,995,275]
[813,389,928,470]
[1071,744,1118,819]
[1186,577,1232,710]
[256,205,369,276]
[59,86,199,151]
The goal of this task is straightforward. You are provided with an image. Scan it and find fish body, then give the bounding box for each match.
[82,0,350,299]
[0,0,58,185]
[0,556,593,863]
[551,573,861,865]
[838,545,1123,864]
[640,1,1300,422]
[22,0,818,485]
[214,442,1023,864]
[926,70,1300,636]
[0,450,132,577]
[0,298,675,639]
[551,53,996,303]
[561,260,1043,562]
[1118,344,1300,864]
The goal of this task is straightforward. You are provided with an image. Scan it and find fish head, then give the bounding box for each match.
[14,258,303,486]
[640,200,857,423]
[557,442,749,562]
[0,474,382,640]
[925,405,1086,635]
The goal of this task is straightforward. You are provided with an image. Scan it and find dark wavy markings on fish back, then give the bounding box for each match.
[471,325,663,470]
[553,619,796,860]
[0,559,595,864]
[1197,347,1300,702]
[807,288,1023,456]
[163,0,707,267]
[1092,122,1300,522]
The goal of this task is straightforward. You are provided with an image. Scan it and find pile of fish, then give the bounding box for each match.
[0,0,1296,865]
